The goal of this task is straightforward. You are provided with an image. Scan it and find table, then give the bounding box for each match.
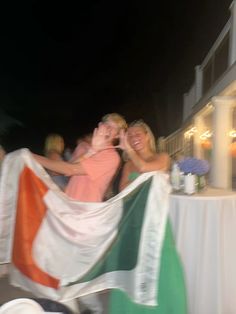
[169,188,236,314]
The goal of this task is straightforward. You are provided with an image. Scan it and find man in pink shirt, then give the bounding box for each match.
[65,148,120,202]
[33,113,127,203]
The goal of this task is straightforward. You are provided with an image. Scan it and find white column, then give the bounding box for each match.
[229,1,236,66]
[195,65,203,103]
[210,96,236,189]
[193,115,205,159]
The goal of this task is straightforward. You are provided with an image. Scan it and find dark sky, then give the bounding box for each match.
[0,0,232,152]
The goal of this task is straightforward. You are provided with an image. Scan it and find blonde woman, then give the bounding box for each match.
[109,120,187,314]
[44,133,65,157]
[119,120,170,191]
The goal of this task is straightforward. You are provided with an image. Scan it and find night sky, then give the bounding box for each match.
[0,0,232,153]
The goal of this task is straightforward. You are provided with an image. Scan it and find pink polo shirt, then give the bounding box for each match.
[65,148,120,202]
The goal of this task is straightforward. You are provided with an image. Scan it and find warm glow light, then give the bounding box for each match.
[201,139,212,150]
[230,142,236,157]
[199,130,213,140]
[184,127,197,139]
[229,129,236,138]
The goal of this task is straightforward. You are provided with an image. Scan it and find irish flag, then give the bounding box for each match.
[0,149,171,306]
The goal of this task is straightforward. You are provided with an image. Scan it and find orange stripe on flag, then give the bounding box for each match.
[13,166,60,289]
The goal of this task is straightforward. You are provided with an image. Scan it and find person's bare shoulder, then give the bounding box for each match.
[155,152,171,171]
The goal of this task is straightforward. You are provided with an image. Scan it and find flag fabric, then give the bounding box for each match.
[0,149,171,306]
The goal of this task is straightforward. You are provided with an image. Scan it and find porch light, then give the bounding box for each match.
[229,129,236,138]
[199,130,213,140]
[184,127,197,139]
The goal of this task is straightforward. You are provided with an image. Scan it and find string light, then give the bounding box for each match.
[199,130,213,140]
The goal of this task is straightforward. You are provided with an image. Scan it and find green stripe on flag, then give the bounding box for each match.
[67,177,152,286]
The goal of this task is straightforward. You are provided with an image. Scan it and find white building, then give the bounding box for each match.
[159,1,236,190]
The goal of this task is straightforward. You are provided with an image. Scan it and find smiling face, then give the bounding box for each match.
[127,126,149,152]
[126,121,157,153]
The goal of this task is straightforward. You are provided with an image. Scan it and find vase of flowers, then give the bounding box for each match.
[177,157,210,193]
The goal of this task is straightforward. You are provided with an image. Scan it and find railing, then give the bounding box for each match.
[183,19,231,122]
[158,127,194,158]
[183,83,195,121]
[160,2,236,164]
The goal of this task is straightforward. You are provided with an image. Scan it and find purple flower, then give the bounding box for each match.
[177,157,210,176]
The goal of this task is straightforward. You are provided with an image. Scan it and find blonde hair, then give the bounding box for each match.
[44,133,65,156]
[128,120,157,153]
[102,113,127,131]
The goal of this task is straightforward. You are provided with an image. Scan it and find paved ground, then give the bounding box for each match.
[0,274,35,304]
[0,272,109,313]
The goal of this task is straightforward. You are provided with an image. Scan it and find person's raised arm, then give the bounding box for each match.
[121,132,170,173]
[33,154,86,176]
[32,124,114,176]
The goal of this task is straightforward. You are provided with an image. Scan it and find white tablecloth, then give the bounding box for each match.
[169,188,236,314]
